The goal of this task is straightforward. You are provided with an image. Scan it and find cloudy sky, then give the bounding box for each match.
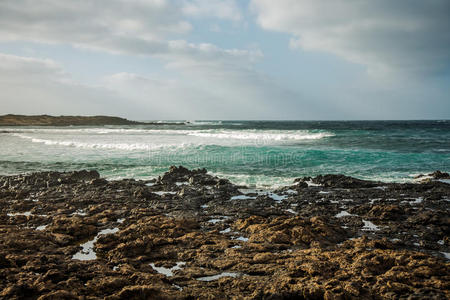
[0,0,449,120]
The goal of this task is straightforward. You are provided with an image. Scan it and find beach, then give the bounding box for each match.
[0,166,449,299]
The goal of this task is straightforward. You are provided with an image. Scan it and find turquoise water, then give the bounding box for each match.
[1,120,449,187]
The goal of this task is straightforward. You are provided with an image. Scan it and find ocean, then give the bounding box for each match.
[1,120,449,188]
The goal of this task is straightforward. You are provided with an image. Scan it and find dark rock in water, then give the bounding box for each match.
[311,174,379,188]
[293,178,308,188]
[415,170,450,180]
[0,166,449,299]
[160,165,196,183]
[430,170,450,179]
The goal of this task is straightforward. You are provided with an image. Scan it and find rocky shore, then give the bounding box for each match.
[0,114,183,126]
[0,167,449,299]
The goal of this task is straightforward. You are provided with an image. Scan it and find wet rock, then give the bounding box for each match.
[416,170,450,180]
[37,290,78,300]
[107,285,165,300]
[367,204,405,221]
[311,174,379,188]
[430,170,450,179]
[0,166,449,299]
[68,170,100,182]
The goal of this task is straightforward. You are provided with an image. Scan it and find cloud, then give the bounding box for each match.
[0,52,318,120]
[0,0,189,56]
[251,0,450,76]
[0,0,258,83]
[0,0,246,58]
[182,0,242,21]
[0,0,190,41]
[0,53,129,116]
[102,68,318,120]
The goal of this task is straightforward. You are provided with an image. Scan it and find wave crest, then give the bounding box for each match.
[186,130,334,141]
[12,134,190,151]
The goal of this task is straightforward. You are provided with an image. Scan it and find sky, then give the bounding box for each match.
[0,0,449,120]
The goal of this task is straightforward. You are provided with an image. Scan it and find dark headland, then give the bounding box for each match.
[0,114,183,126]
[0,166,449,299]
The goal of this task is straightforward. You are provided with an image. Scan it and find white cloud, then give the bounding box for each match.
[251,0,450,76]
[0,0,190,41]
[0,0,257,82]
[0,53,128,116]
[0,53,316,120]
[0,0,280,120]
[182,0,242,21]
[0,0,245,58]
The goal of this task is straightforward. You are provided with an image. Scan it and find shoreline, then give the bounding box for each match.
[0,166,449,298]
[0,114,185,126]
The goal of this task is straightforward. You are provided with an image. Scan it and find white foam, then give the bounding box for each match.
[214,173,296,189]
[72,227,119,261]
[238,188,267,194]
[233,236,249,242]
[196,272,241,281]
[438,240,444,245]
[149,262,185,277]
[230,195,256,200]
[7,211,32,217]
[154,191,177,196]
[305,181,322,187]
[13,133,191,151]
[374,186,387,190]
[186,130,334,141]
[335,211,354,218]
[208,218,224,224]
[441,252,450,260]
[8,128,150,134]
[412,197,423,204]
[362,220,380,231]
[71,209,87,216]
[220,228,231,234]
[285,209,297,215]
[268,193,288,202]
[369,198,382,204]
[186,120,224,126]
[36,225,47,231]
[117,218,125,224]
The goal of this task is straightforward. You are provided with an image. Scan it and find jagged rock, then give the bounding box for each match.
[311,174,379,188]
[0,166,449,299]
[430,170,450,179]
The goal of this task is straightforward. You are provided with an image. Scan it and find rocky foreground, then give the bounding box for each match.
[0,167,449,299]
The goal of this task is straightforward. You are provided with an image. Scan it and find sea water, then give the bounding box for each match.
[0,120,449,188]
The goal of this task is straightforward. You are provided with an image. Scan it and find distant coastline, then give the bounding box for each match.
[0,114,183,126]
